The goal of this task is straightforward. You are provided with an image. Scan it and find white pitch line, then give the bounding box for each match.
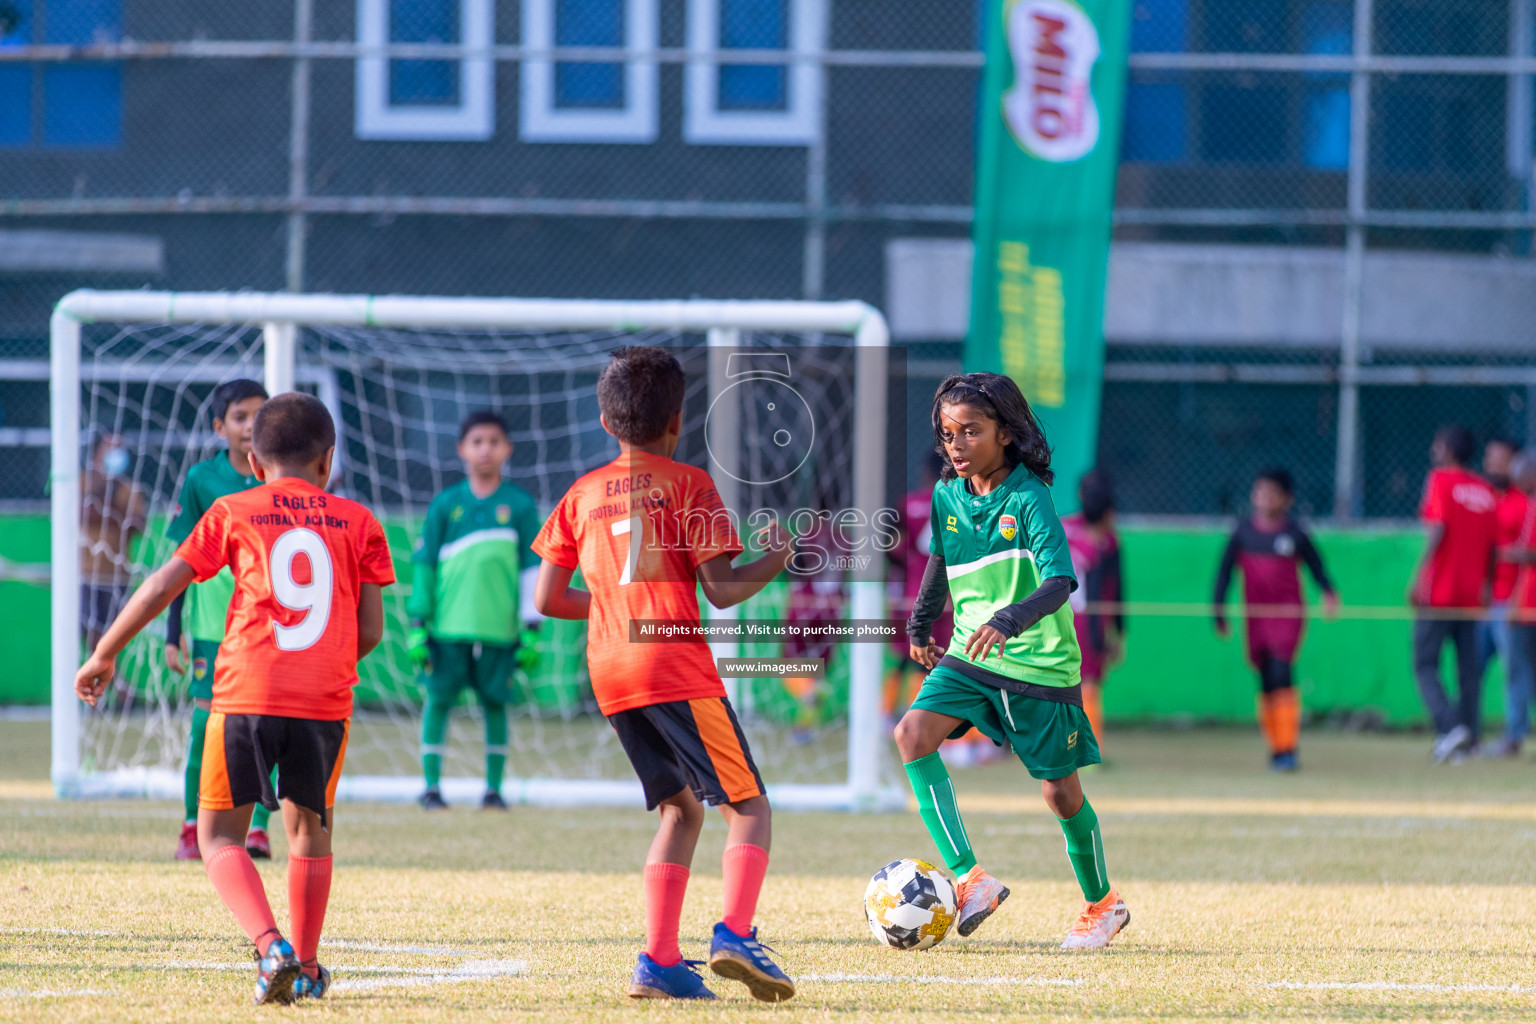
[156,961,499,975]
[322,939,472,956]
[332,960,529,993]
[1267,981,1536,994]
[0,927,114,937]
[802,974,1080,987]
[0,989,108,999]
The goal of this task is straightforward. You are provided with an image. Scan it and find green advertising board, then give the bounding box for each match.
[967,0,1132,510]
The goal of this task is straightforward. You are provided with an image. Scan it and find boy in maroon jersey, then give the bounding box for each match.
[1063,470,1125,753]
[1213,468,1338,772]
[1411,425,1499,764]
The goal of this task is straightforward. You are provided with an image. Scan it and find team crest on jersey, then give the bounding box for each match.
[450,505,464,522]
[193,657,208,681]
[999,514,1018,540]
[496,504,511,525]
[945,515,959,533]
[1274,533,1295,558]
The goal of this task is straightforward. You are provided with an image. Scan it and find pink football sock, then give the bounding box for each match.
[721,843,769,938]
[204,844,280,954]
[288,855,332,978]
[643,862,690,968]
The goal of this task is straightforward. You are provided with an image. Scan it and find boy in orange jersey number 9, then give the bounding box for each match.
[76,393,395,1005]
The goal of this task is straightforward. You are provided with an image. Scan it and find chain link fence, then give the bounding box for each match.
[1,0,1534,519]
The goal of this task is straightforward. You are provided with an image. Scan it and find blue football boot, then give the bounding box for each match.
[627,953,716,1000]
[707,923,795,1003]
[252,936,302,1005]
[292,963,332,1001]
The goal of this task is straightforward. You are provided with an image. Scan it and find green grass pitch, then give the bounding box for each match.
[4,722,1536,1022]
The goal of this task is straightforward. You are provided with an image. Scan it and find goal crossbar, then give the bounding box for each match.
[50,290,902,812]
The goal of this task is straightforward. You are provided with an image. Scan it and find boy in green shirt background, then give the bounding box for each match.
[408,411,545,810]
[164,379,271,860]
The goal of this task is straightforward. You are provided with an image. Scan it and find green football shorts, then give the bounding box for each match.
[910,663,1100,780]
[423,639,517,705]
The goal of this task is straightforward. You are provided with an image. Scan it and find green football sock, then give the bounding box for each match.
[903,752,976,876]
[250,768,277,831]
[184,705,209,824]
[421,695,450,790]
[1058,798,1111,902]
[483,699,508,794]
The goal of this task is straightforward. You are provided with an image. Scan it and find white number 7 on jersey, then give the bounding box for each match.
[270,527,335,651]
[610,514,643,586]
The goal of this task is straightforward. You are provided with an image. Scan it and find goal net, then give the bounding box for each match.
[51,292,904,811]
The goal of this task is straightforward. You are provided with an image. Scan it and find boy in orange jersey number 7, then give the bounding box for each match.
[532,346,796,1002]
[76,393,396,1006]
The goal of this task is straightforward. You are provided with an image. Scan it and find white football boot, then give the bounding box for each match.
[1060,889,1130,950]
[954,866,1010,937]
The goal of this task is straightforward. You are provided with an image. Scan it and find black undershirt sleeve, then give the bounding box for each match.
[164,590,185,648]
[905,549,949,646]
[982,575,1074,639]
[1213,530,1241,631]
[1104,544,1126,636]
[1293,527,1335,594]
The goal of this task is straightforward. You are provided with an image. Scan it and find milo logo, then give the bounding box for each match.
[1003,0,1102,163]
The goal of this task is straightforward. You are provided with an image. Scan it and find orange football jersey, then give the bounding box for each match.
[176,477,396,720]
[533,452,742,715]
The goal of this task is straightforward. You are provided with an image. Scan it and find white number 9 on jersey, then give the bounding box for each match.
[270,527,335,651]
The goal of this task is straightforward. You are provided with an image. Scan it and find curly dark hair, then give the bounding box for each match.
[597,346,686,445]
[931,372,1053,486]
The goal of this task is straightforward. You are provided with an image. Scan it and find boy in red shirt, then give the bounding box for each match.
[1477,437,1530,757]
[533,346,796,1002]
[1411,425,1499,764]
[75,393,395,1004]
[1498,451,1536,716]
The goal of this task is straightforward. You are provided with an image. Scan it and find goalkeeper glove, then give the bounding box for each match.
[515,624,542,672]
[407,623,432,673]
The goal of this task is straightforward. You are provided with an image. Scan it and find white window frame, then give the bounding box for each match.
[520,0,658,144]
[684,0,823,146]
[355,0,495,141]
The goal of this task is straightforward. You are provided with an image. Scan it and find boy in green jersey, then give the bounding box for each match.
[408,411,545,810]
[164,379,272,860]
[899,373,1130,950]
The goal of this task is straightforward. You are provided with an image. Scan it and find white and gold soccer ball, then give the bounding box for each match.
[864,858,957,951]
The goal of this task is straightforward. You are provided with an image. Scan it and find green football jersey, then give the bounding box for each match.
[930,463,1081,689]
[166,453,260,642]
[407,479,543,644]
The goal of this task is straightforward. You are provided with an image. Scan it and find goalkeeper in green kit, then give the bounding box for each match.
[409,411,546,810]
[164,379,272,860]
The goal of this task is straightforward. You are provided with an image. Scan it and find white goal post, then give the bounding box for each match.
[51,289,903,811]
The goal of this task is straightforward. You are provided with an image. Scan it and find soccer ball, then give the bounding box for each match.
[864,858,957,951]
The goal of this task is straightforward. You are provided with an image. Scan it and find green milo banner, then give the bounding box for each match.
[966,0,1132,510]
